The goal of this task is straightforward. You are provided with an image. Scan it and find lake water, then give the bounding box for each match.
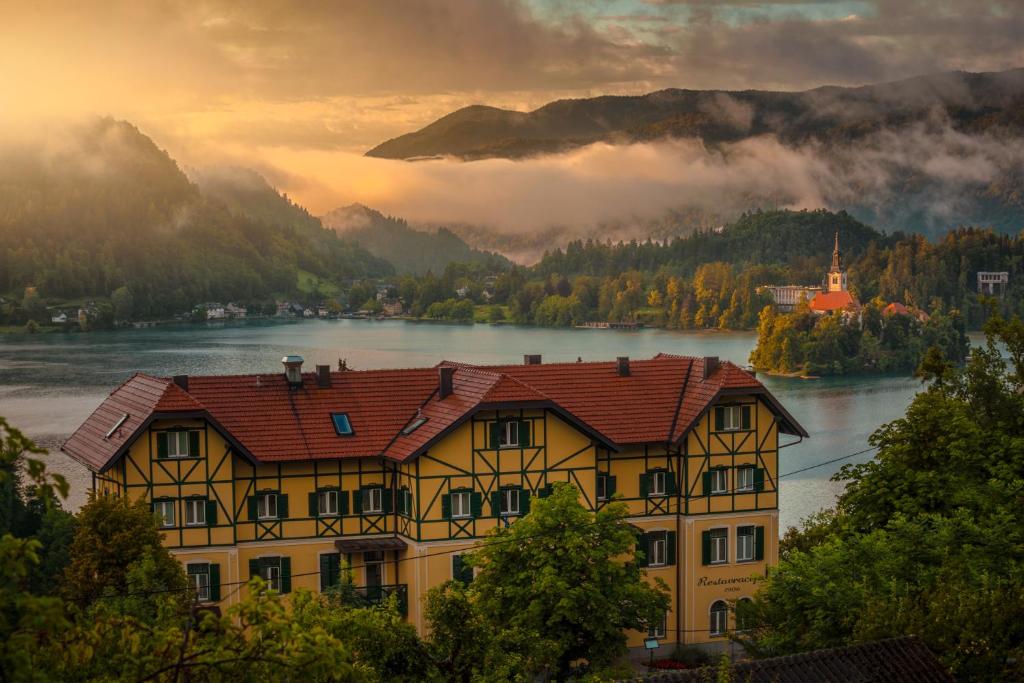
[0,320,924,530]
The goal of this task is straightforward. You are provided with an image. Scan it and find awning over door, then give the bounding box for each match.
[335,536,407,553]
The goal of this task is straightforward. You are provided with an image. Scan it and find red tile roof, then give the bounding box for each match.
[809,290,858,313]
[63,355,807,471]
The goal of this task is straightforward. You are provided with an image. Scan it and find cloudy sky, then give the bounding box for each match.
[2,0,1023,218]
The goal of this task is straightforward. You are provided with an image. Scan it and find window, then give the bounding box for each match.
[737,525,755,562]
[250,556,290,594]
[452,554,474,585]
[362,487,383,514]
[331,413,354,436]
[737,466,755,492]
[258,493,278,519]
[649,532,667,567]
[266,563,281,591]
[710,528,728,564]
[710,468,728,495]
[500,488,520,516]
[499,420,520,448]
[188,564,210,601]
[401,417,428,435]
[397,488,412,516]
[715,405,751,432]
[318,489,338,516]
[710,600,729,636]
[596,474,607,500]
[451,491,472,519]
[649,470,666,497]
[736,598,754,632]
[155,500,175,528]
[648,610,667,639]
[185,498,206,526]
[320,553,342,591]
[167,431,191,458]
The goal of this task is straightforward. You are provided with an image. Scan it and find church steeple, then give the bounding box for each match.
[830,230,842,272]
[826,230,847,293]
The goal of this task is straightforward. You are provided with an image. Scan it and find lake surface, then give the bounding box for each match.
[0,320,924,530]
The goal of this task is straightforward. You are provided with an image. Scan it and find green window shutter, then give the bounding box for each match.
[382,488,394,513]
[489,422,501,449]
[280,557,292,594]
[667,531,677,566]
[441,493,451,520]
[490,490,502,516]
[308,492,319,518]
[606,475,617,497]
[639,473,650,497]
[453,555,465,584]
[248,558,260,579]
[538,484,553,498]
[157,433,168,459]
[714,407,724,431]
[470,491,483,518]
[702,471,712,496]
[352,489,362,515]
[754,468,765,492]
[741,405,752,430]
[205,500,217,526]
[320,553,341,591]
[755,526,765,561]
[247,496,258,521]
[701,530,712,565]
[188,430,200,456]
[666,473,678,495]
[339,490,350,515]
[517,421,530,447]
[278,494,289,518]
[209,563,221,601]
[520,489,531,515]
[637,533,650,567]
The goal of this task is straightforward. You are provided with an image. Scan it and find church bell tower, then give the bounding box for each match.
[827,231,847,293]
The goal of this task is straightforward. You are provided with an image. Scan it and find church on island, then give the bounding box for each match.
[760,232,860,315]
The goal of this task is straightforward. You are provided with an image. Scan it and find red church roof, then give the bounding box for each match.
[809,290,858,313]
[63,355,807,472]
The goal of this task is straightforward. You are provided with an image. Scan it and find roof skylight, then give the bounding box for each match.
[331,412,354,436]
[401,417,428,435]
[105,413,129,439]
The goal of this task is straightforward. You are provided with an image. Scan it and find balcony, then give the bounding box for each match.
[350,584,408,615]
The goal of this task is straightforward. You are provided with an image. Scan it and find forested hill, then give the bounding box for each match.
[535,210,884,281]
[0,119,391,317]
[321,204,511,275]
[366,68,1024,161]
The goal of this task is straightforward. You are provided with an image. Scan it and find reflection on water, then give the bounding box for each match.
[0,320,926,528]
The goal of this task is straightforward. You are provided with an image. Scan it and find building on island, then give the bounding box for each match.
[760,231,860,317]
[977,271,1008,297]
[62,354,806,652]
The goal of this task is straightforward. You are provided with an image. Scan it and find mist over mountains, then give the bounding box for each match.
[365,68,1024,243]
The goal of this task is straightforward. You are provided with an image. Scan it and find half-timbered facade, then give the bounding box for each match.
[64,353,806,648]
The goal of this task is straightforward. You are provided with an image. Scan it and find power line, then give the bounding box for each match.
[83,444,881,603]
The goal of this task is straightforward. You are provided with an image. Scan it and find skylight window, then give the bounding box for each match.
[331,413,354,436]
[401,417,428,435]
[105,413,129,439]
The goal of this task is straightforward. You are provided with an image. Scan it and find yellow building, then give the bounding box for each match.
[63,353,806,649]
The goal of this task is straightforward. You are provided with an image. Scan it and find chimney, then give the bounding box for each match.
[438,366,455,399]
[282,355,304,387]
[172,375,189,391]
[702,356,719,380]
[617,356,630,376]
[316,364,331,388]
[524,354,542,365]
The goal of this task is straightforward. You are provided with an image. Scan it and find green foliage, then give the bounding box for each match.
[423,298,474,322]
[425,483,670,680]
[62,495,188,614]
[739,317,1024,680]
[750,301,969,376]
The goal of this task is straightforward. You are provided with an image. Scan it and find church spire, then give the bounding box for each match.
[831,230,842,272]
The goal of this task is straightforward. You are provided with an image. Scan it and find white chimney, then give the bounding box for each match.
[282,355,304,387]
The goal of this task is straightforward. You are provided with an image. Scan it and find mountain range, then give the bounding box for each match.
[367,68,1024,161]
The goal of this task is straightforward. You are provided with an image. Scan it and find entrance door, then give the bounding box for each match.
[364,551,384,601]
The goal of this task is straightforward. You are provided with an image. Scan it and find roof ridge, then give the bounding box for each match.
[481,371,551,403]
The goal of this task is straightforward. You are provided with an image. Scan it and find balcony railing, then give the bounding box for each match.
[350,584,408,615]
